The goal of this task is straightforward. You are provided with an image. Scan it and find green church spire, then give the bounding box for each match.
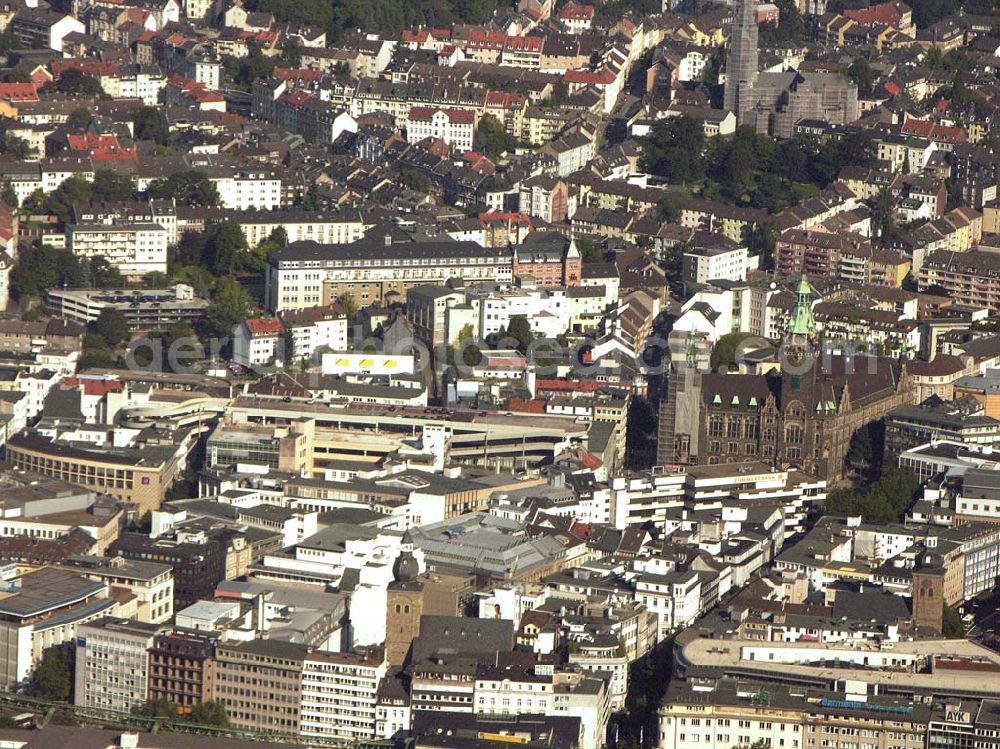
[787,273,815,339]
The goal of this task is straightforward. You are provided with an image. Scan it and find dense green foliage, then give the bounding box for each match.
[11,245,83,297]
[147,171,219,207]
[47,69,105,96]
[80,333,117,369]
[504,315,534,353]
[710,332,758,371]
[3,134,33,160]
[824,465,919,523]
[846,57,876,97]
[28,644,74,702]
[399,169,431,193]
[93,309,130,348]
[942,604,965,637]
[132,105,170,144]
[205,277,256,337]
[473,114,518,159]
[224,40,302,91]
[641,118,873,211]
[757,0,807,45]
[23,172,136,224]
[132,699,230,726]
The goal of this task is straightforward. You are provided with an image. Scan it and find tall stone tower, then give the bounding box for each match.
[911,551,945,635]
[385,535,424,667]
[656,330,710,467]
[724,0,759,126]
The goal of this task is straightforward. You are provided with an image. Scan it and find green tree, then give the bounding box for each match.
[846,420,885,480]
[203,221,249,276]
[1,181,17,208]
[576,235,604,264]
[641,116,706,183]
[942,604,964,637]
[51,69,104,96]
[79,333,115,369]
[505,315,534,353]
[89,256,126,288]
[144,271,169,288]
[147,171,220,207]
[399,168,430,193]
[66,107,93,131]
[11,244,83,298]
[873,187,898,246]
[452,322,481,367]
[188,701,230,726]
[268,226,288,247]
[824,465,918,523]
[91,170,136,202]
[336,292,358,321]
[28,643,74,702]
[710,332,756,371]
[4,134,33,160]
[846,56,876,97]
[93,308,129,347]
[757,0,806,44]
[132,105,169,144]
[473,114,517,159]
[132,698,178,719]
[205,277,255,337]
[23,174,93,225]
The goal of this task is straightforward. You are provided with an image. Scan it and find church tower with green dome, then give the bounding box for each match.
[787,273,816,342]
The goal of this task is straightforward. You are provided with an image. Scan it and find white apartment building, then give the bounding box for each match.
[66,222,169,279]
[406,107,475,152]
[681,244,752,292]
[101,69,167,106]
[75,618,164,713]
[240,214,367,249]
[183,54,221,90]
[300,649,388,741]
[211,171,283,211]
[232,317,283,368]
[478,288,572,339]
[280,307,349,363]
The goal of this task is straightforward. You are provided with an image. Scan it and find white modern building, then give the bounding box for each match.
[406,107,475,152]
[74,617,165,713]
[300,648,388,741]
[66,222,169,280]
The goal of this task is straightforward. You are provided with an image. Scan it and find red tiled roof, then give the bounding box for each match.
[503,35,542,52]
[485,90,527,108]
[558,2,595,20]
[844,2,904,27]
[900,118,966,143]
[480,211,532,226]
[0,82,37,102]
[564,68,616,85]
[408,106,475,124]
[244,317,283,336]
[509,398,546,413]
[62,377,125,397]
[52,59,120,77]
